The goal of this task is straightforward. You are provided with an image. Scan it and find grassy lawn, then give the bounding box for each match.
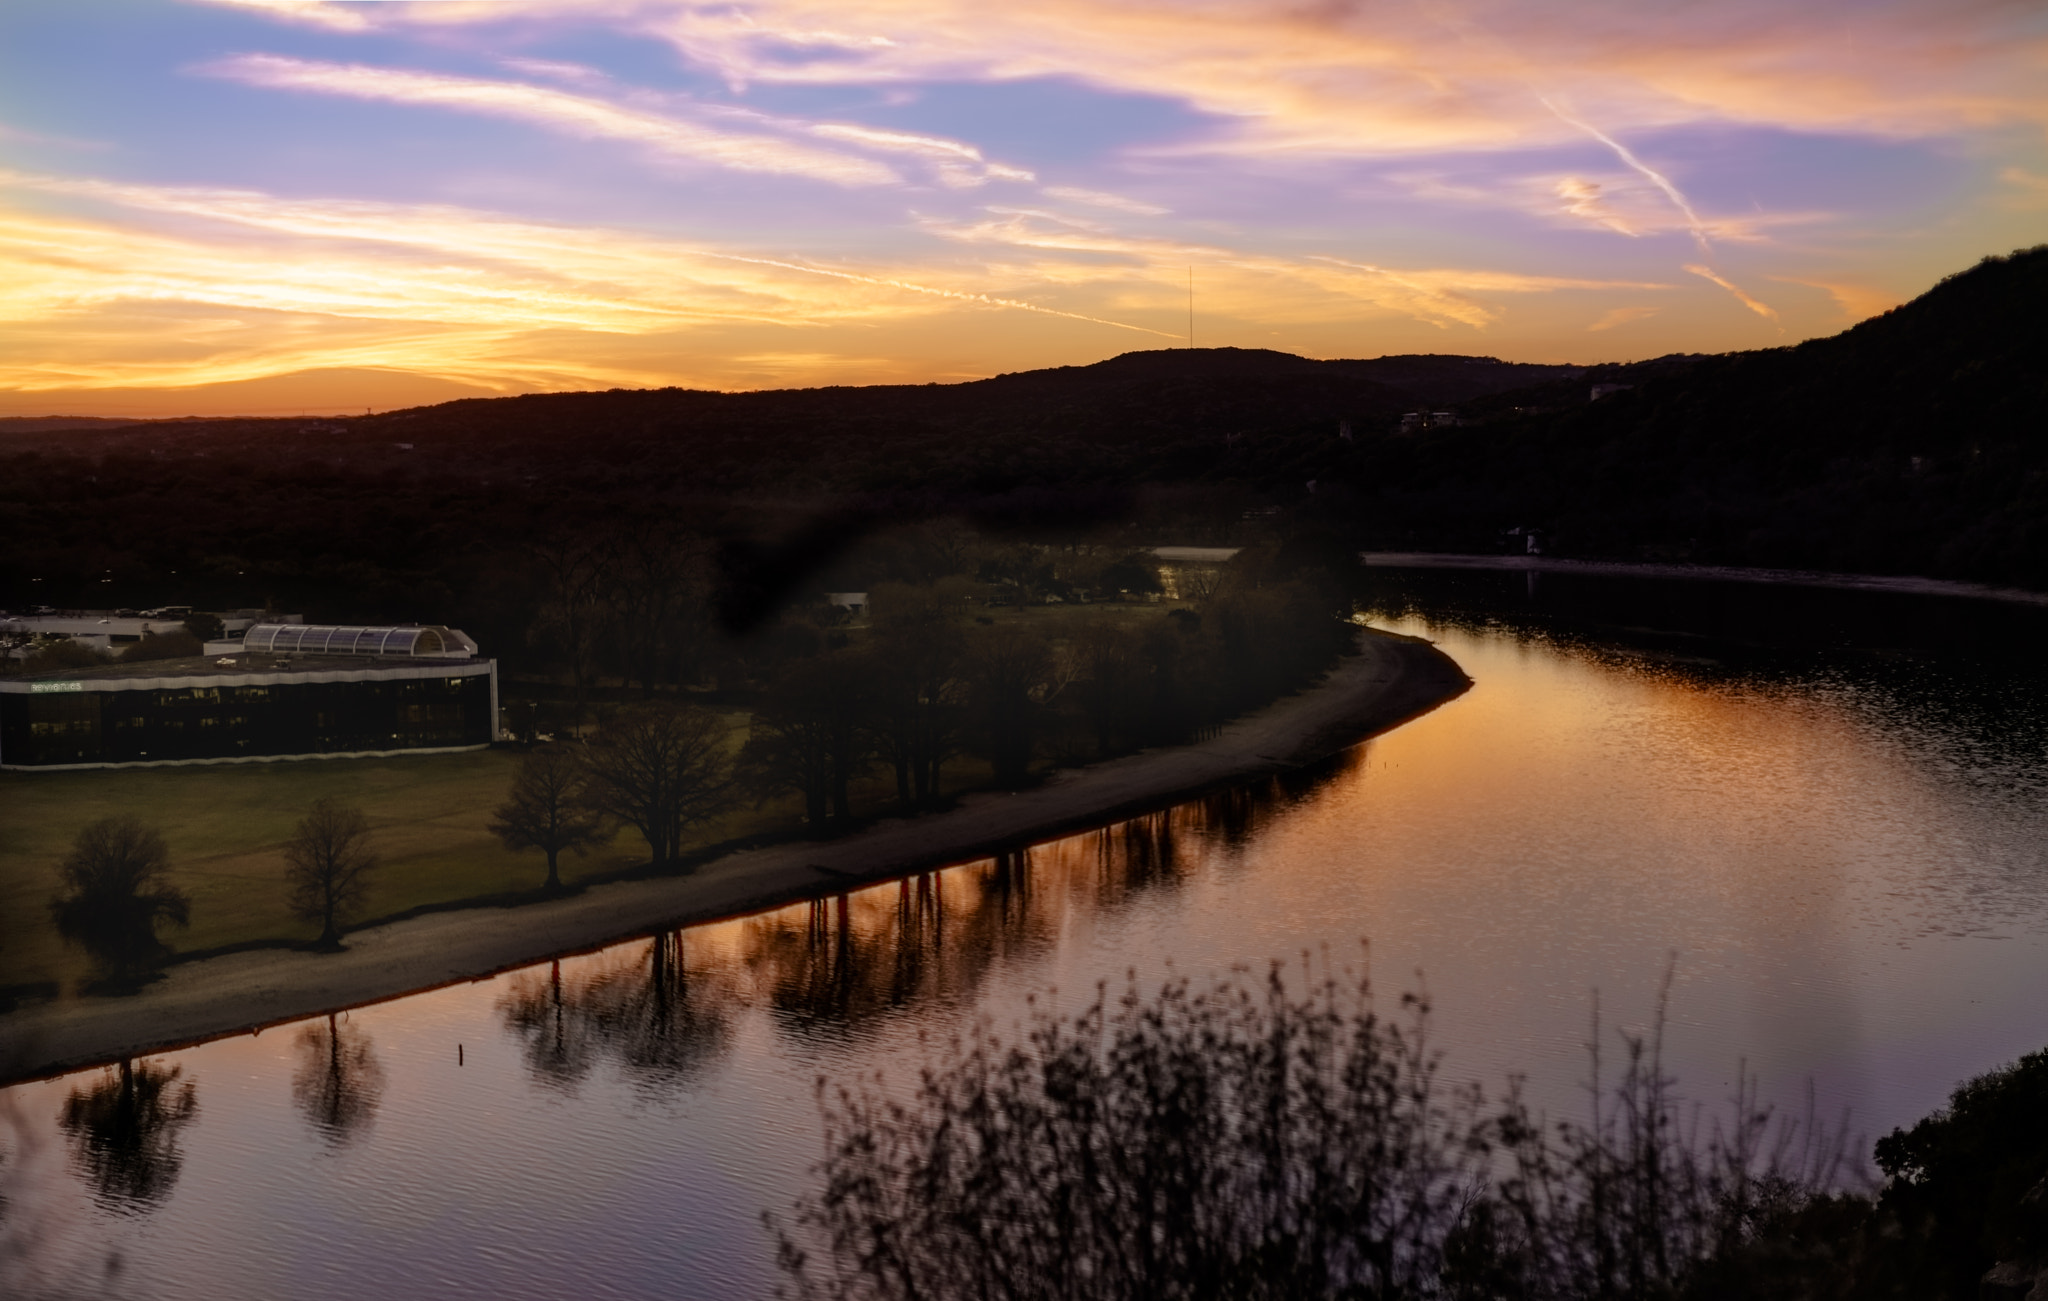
[0,727,1006,994]
[1,601,1193,994]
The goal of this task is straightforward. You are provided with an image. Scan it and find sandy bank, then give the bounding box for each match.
[0,630,1469,1085]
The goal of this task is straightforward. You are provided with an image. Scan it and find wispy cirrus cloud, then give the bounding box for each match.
[0,170,1185,393]
[612,0,2048,155]
[1588,305,1658,332]
[200,52,1043,189]
[1394,170,1824,245]
[199,54,903,185]
[22,0,2034,409]
[921,208,1666,330]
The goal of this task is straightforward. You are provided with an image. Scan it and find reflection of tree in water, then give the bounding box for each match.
[292,1013,385,1146]
[748,851,1061,1037]
[745,770,1358,1038]
[1092,809,1182,898]
[500,935,734,1095]
[503,959,601,1091]
[58,1058,198,1211]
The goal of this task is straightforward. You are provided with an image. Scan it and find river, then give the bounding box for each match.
[5,568,2048,1299]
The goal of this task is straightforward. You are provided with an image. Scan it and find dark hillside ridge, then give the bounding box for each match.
[1,247,2043,620]
[4,350,1578,490]
[1359,246,2048,581]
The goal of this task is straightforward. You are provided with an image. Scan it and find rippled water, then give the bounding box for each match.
[6,571,2048,1300]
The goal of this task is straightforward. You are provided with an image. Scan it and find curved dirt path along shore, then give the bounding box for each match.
[0,630,1469,1085]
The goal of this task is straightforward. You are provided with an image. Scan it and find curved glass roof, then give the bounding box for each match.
[242,624,468,658]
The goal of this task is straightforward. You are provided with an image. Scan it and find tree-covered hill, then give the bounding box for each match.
[2,246,2044,620]
[1355,246,2048,579]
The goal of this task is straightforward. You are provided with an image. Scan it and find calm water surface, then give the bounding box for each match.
[6,572,2048,1300]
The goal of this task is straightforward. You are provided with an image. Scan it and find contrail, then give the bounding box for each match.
[1540,97,1711,256]
[1685,264,1779,323]
[708,252,1184,338]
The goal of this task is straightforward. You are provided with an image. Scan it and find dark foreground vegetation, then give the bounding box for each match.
[777,962,2048,1301]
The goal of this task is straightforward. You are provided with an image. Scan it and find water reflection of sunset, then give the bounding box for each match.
[8,583,2048,1301]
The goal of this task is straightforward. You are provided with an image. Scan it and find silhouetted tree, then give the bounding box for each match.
[284,798,378,948]
[1070,621,1144,756]
[182,611,225,643]
[964,625,1055,785]
[865,584,966,809]
[48,815,191,990]
[490,744,607,890]
[117,630,202,663]
[580,701,735,868]
[60,1058,198,1210]
[1095,551,1164,598]
[291,1012,386,1146]
[1870,1044,2048,1299]
[19,638,107,674]
[743,650,873,828]
[603,522,713,696]
[528,535,613,735]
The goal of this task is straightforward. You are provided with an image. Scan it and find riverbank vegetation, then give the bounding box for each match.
[1,537,1365,996]
[777,960,2048,1301]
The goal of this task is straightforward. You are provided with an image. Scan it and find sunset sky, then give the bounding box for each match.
[2,0,2044,415]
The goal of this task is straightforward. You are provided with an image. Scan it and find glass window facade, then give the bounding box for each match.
[0,668,493,767]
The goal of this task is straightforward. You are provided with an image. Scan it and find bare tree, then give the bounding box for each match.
[1069,620,1144,757]
[490,744,608,891]
[529,536,614,736]
[580,702,735,868]
[742,650,873,829]
[48,815,191,989]
[866,584,966,809]
[603,523,714,697]
[964,625,1056,785]
[284,798,377,949]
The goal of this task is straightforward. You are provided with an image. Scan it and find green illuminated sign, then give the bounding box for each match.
[29,681,84,694]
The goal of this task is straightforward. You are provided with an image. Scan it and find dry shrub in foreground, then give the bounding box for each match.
[775,961,1852,1301]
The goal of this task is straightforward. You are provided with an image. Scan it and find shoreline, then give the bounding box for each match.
[1150,548,2048,608]
[0,629,1470,1087]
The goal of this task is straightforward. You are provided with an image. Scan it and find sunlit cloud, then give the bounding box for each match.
[187,0,374,32]
[1042,187,1170,216]
[1764,277,1900,323]
[921,208,1666,331]
[200,54,903,185]
[0,172,1190,394]
[1588,305,1658,332]
[1394,171,1822,246]
[14,0,2042,409]
[600,0,2048,154]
